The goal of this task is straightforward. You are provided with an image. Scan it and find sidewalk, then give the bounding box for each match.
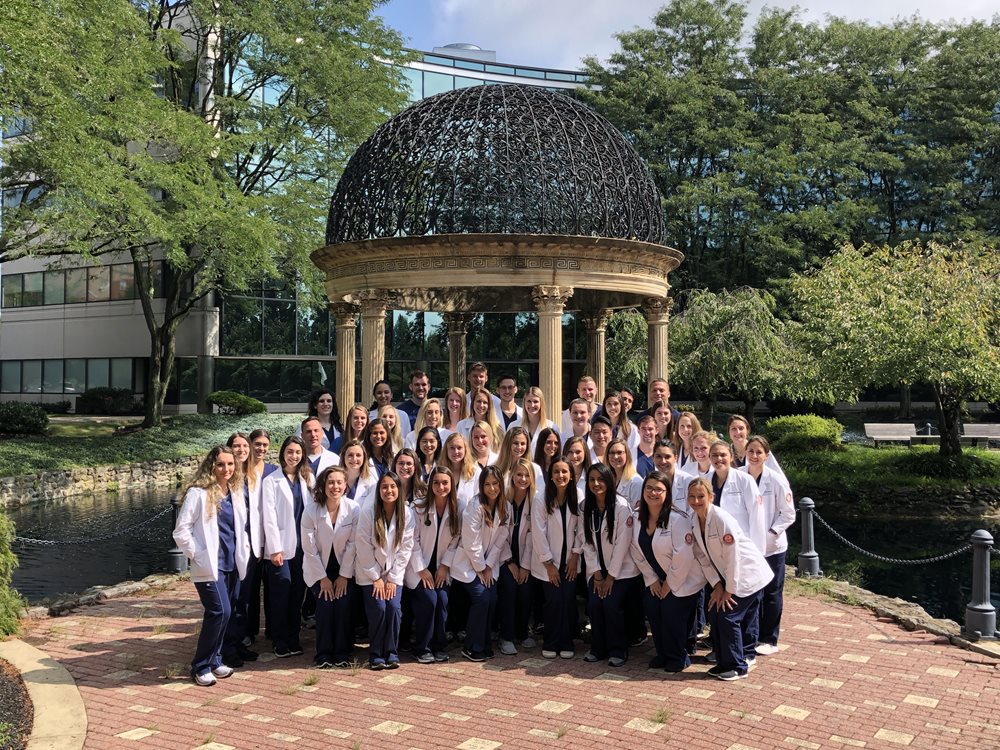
[18,577,1000,750]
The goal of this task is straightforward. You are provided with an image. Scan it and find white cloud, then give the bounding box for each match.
[421,0,998,70]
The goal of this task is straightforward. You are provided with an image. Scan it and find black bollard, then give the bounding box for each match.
[797,497,822,578]
[962,529,998,641]
[166,493,188,574]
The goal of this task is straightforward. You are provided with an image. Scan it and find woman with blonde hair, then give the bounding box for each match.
[457,386,503,445]
[341,403,371,449]
[404,397,451,450]
[173,445,250,686]
[443,432,481,504]
[442,386,468,432]
[469,421,500,469]
[339,439,376,502]
[497,458,536,654]
[377,404,405,454]
[511,386,556,451]
[674,411,703,467]
[684,429,716,477]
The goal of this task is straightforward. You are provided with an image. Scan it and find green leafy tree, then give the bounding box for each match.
[669,287,823,429]
[0,0,407,426]
[789,242,1000,455]
[605,308,649,392]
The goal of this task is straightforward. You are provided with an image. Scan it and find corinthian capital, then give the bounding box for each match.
[532,285,574,313]
[642,296,671,324]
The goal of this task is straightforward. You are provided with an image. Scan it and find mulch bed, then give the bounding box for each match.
[0,659,31,750]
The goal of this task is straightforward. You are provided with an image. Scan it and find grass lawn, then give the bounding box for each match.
[0,414,302,477]
[46,417,142,438]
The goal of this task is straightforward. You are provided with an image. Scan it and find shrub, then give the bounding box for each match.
[38,400,72,415]
[0,514,23,635]
[765,414,844,453]
[890,451,1000,482]
[76,387,140,415]
[0,402,49,435]
[208,390,267,416]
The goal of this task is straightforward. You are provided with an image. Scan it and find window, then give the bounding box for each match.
[110,358,133,389]
[87,267,110,302]
[1,275,20,308]
[64,359,86,393]
[454,77,483,89]
[423,71,454,97]
[262,300,295,355]
[87,359,110,389]
[110,263,136,300]
[485,64,516,76]
[43,270,65,305]
[0,362,20,393]
[22,360,42,393]
[65,268,88,303]
[43,360,63,393]
[22,273,43,306]
[401,67,422,101]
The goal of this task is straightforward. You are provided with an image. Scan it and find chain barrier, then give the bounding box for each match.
[991,547,1000,558]
[13,505,174,546]
[812,508,972,566]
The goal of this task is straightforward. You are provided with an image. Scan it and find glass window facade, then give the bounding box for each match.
[0,358,142,394]
[0,261,164,309]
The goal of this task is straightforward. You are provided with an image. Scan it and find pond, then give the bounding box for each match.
[6,489,1000,626]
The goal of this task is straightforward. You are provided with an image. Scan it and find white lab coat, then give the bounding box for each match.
[615,474,644,512]
[403,427,452,451]
[405,498,462,589]
[370,408,411,436]
[307,448,340,475]
[530,494,583,582]
[581,495,640,582]
[450,499,512,584]
[173,486,251,583]
[689,505,773,598]
[740,464,795,556]
[630,508,710,598]
[507,493,536,568]
[261,470,314,559]
[301,497,359,587]
[715,469,767,555]
[354,502,415,586]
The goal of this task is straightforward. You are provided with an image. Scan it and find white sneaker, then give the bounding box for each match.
[755,643,779,655]
[559,650,575,659]
[212,665,234,679]
[541,650,558,659]
[745,657,757,669]
[520,637,537,649]
[499,640,518,656]
[193,671,217,687]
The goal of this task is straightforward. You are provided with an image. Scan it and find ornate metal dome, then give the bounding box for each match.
[325,84,666,245]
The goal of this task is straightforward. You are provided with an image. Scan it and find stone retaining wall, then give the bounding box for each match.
[794,483,1000,518]
[0,456,201,508]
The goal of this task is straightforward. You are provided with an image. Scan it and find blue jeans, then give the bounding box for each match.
[410,583,449,655]
[266,552,305,651]
[312,580,354,664]
[192,569,239,675]
[759,551,786,646]
[541,570,576,652]
[644,587,699,670]
[462,577,497,654]
[362,584,403,664]
[497,564,532,642]
[587,576,629,659]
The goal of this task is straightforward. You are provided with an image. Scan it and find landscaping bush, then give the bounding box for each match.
[38,400,72,415]
[890,451,1000,482]
[0,514,23,635]
[765,414,844,453]
[208,390,267,416]
[0,402,49,435]
[76,387,140,415]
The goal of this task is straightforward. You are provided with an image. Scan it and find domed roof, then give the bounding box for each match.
[325,84,666,245]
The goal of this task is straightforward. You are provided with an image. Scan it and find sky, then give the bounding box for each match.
[377,0,999,70]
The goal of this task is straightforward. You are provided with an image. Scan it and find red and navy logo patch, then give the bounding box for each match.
[684,532,694,545]
[722,533,735,545]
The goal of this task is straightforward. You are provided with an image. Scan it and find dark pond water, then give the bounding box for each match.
[6,489,1000,626]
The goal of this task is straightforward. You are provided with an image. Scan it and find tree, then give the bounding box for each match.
[604,308,649,392]
[669,287,824,429]
[789,242,1000,455]
[0,0,407,425]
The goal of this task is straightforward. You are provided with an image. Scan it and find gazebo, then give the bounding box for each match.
[312,84,683,412]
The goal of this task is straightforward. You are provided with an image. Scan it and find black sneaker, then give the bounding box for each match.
[273,647,292,658]
[222,653,243,668]
[238,647,259,662]
[462,649,487,662]
[289,645,304,656]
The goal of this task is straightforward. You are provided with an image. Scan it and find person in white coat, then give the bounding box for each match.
[355,471,415,670]
[630,470,709,673]
[580,463,640,667]
[708,440,767,554]
[301,466,359,669]
[531,459,583,659]
[510,386,556,454]
[339,439,377,504]
[407,466,462,663]
[686,477,774,681]
[173,445,251,686]
[301,417,339,476]
[261,436,313,658]
[497,458,536,655]
[442,432,481,506]
[740,436,795,655]
[451,466,512,661]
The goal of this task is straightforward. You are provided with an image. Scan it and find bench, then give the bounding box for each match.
[963,424,1000,449]
[865,423,917,447]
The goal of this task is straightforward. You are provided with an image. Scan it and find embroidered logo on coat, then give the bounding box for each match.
[722,533,735,545]
[626,516,634,527]
[684,532,694,545]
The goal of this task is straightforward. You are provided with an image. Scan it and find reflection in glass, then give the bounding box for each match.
[110,264,136,300]
[44,270,65,305]
[64,359,86,393]
[1,275,20,308]
[262,300,295,355]
[65,268,88,303]
[87,359,110,389]
[86,267,110,302]
[1,361,21,393]
[110,358,133,390]
[43,360,63,393]
[22,273,43,306]
[22,360,42,393]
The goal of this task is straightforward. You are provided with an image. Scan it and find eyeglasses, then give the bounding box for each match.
[645,486,668,495]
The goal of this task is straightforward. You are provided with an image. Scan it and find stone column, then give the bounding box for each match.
[533,285,573,411]
[331,303,359,411]
[581,309,613,397]
[643,295,671,384]
[358,289,393,405]
[444,313,469,389]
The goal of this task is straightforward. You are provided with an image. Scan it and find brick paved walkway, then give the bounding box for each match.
[20,578,1000,750]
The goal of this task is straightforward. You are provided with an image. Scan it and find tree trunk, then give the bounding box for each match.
[931,382,962,457]
[143,324,177,428]
[702,394,716,432]
[743,398,757,432]
[897,382,912,419]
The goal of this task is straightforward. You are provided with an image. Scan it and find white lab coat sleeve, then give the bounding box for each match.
[769,473,796,537]
[301,505,325,588]
[608,503,634,580]
[261,475,282,558]
[390,509,416,585]
[355,505,382,584]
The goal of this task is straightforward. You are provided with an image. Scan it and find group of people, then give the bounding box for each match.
[172,364,795,687]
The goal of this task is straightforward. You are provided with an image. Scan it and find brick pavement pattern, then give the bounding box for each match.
[20,580,1000,750]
